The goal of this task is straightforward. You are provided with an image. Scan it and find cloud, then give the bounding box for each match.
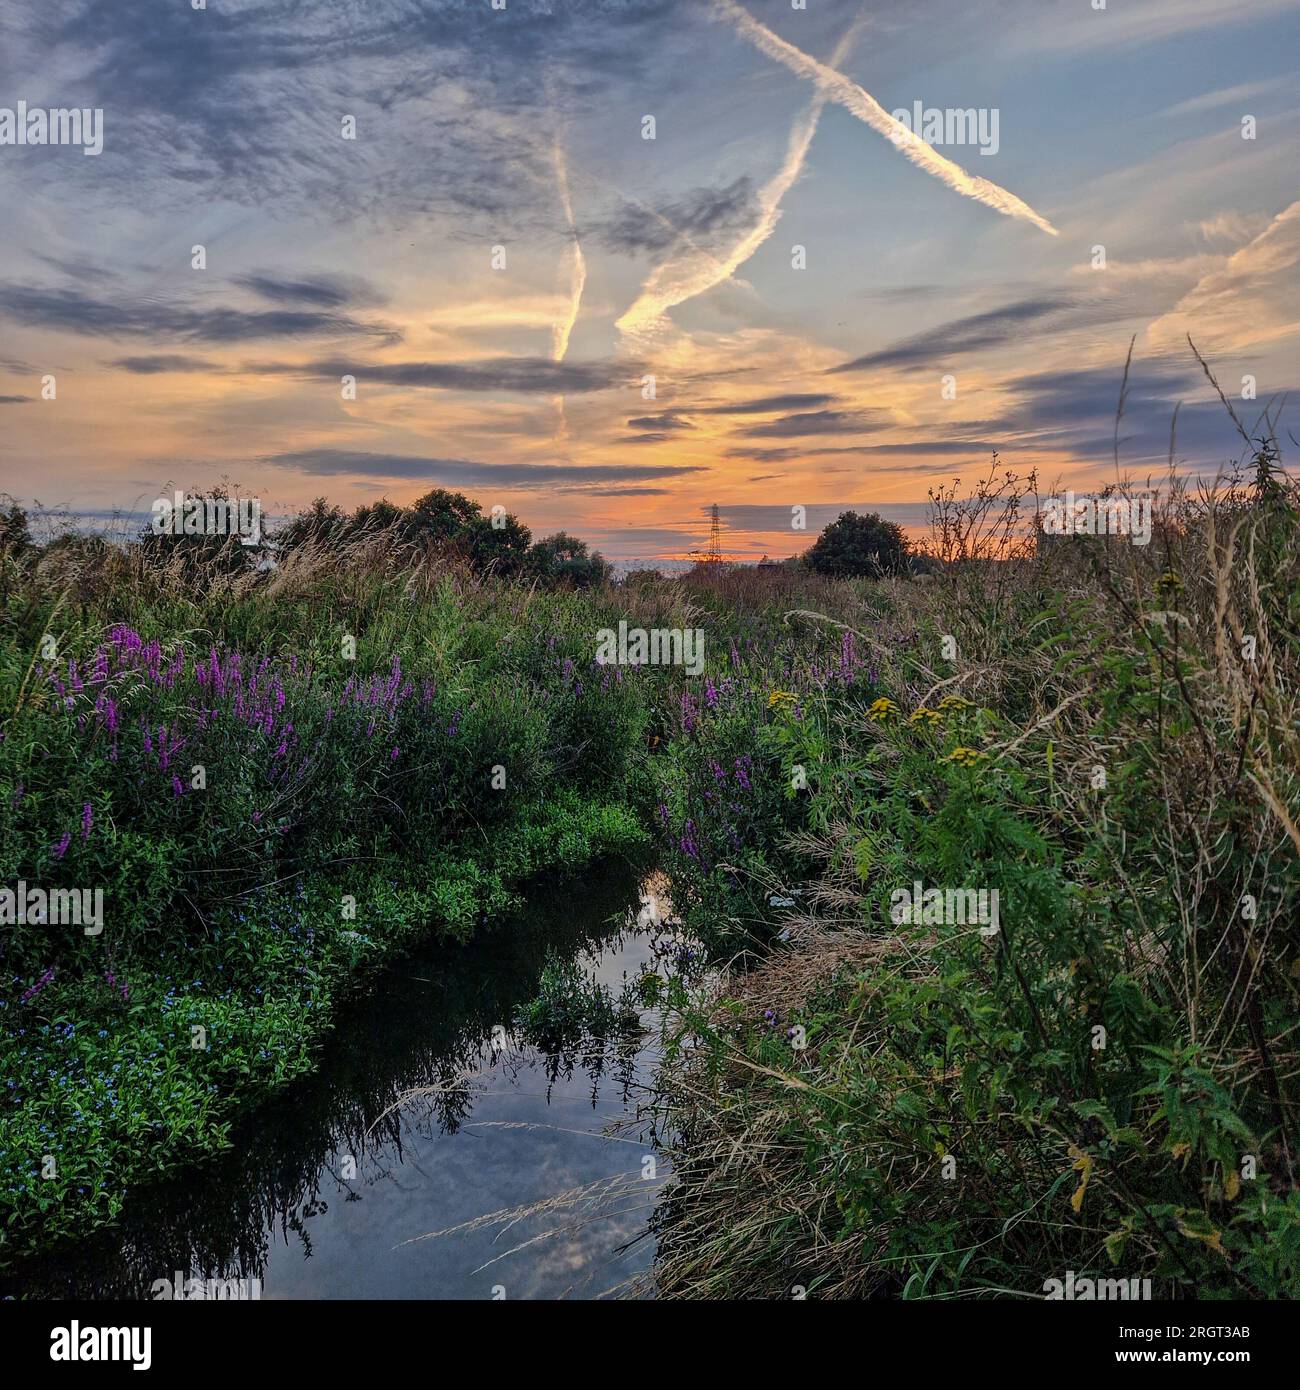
[0,394,33,404]
[712,0,1057,236]
[1009,0,1299,55]
[254,355,634,394]
[830,297,1070,372]
[6,0,681,224]
[1159,77,1290,119]
[599,178,758,255]
[233,271,383,309]
[577,486,673,496]
[737,408,890,438]
[1002,358,1274,464]
[1146,201,1300,356]
[259,448,706,486]
[627,413,694,429]
[0,284,400,345]
[718,502,934,530]
[696,392,837,413]
[109,354,220,374]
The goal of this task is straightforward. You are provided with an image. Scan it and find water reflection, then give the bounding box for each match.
[6,860,663,1300]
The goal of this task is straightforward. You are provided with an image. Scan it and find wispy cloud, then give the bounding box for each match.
[711,0,1058,236]
[599,178,758,255]
[252,356,633,394]
[627,413,695,430]
[1146,200,1300,356]
[233,271,384,309]
[1159,77,1291,119]
[259,448,706,487]
[0,284,399,345]
[736,408,889,438]
[109,354,221,374]
[697,391,838,414]
[829,297,1070,372]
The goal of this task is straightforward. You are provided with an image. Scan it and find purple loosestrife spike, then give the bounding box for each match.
[21,967,55,1004]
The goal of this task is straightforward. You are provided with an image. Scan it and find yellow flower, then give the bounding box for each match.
[937,694,973,712]
[1155,570,1184,600]
[868,697,900,723]
[767,689,797,709]
[1068,1144,1094,1213]
[946,745,987,767]
[909,706,942,727]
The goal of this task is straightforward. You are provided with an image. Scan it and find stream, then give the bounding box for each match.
[6,860,667,1300]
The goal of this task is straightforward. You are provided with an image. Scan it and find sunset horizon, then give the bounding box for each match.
[3,0,1296,567]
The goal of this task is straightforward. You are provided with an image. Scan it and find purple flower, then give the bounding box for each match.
[52,832,71,860]
[20,967,55,1005]
[680,690,697,735]
[81,802,94,840]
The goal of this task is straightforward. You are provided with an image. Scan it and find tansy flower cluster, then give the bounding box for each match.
[1155,570,1184,601]
[868,697,900,723]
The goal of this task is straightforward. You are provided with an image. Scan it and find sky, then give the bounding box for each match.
[0,0,1297,567]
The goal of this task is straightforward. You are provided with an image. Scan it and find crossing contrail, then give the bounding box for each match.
[617,13,867,337]
[712,0,1058,236]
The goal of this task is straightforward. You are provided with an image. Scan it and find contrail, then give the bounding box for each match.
[617,13,867,338]
[551,135,587,363]
[712,0,1058,237]
[550,129,588,438]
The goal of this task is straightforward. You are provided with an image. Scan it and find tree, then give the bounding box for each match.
[276,497,348,552]
[408,488,486,543]
[527,532,611,588]
[137,484,257,577]
[405,490,531,576]
[805,510,909,577]
[0,496,32,558]
[471,510,532,578]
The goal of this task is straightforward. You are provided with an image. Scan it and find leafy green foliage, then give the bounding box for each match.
[805,510,910,578]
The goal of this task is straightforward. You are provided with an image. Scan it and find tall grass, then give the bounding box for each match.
[646,441,1299,1299]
